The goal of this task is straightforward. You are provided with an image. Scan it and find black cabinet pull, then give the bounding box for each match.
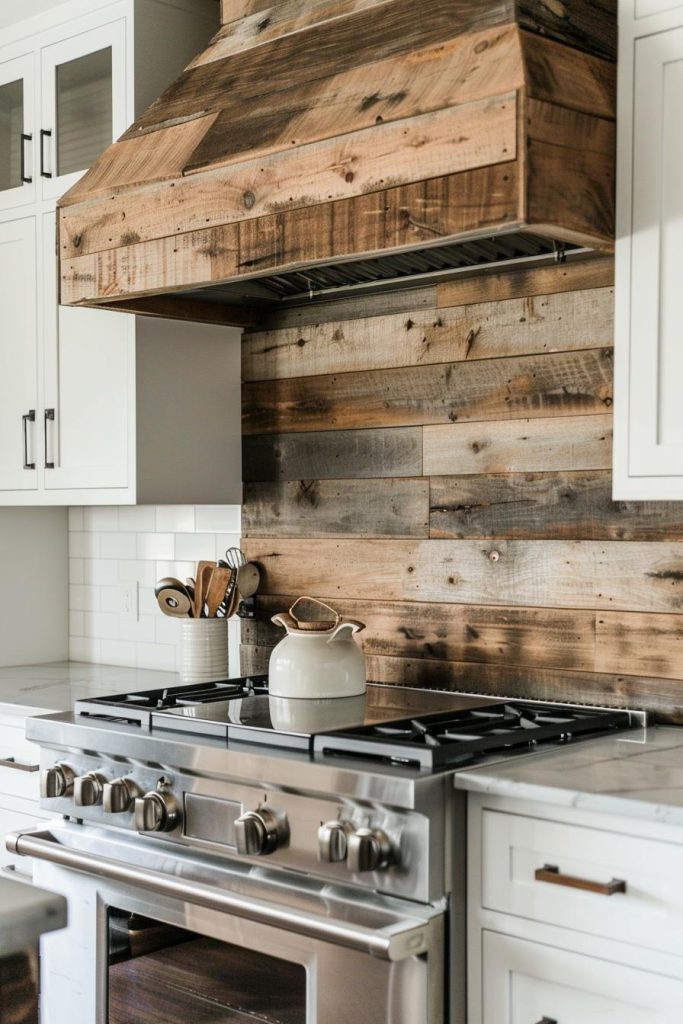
[39,128,52,177]
[534,1019,557,1024]
[44,408,55,469]
[22,410,35,470]
[20,132,32,183]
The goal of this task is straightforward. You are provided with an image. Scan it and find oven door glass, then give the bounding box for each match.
[16,822,445,1024]
[107,908,305,1022]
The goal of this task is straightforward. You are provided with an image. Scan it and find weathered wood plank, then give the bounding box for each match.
[242,286,613,381]
[423,414,612,476]
[241,537,683,613]
[243,426,423,481]
[244,594,598,671]
[208,0,394,63]
[61,93,516,259]
[61,165,520,305]
[243,478,429,537]
[429,469,683,540]
[252,284,437,331]
[596,612,683,683]
[526,99,615,249]
[523,31,615,118]
[436,255,614,308]
[362,657,679,722]
[241,347,613,435]
[185,27,525,174]
[518,0,616,62]
[238,644,678,721]
[126,0,524,138]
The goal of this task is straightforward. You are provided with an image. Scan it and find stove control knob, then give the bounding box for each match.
[347,828,393,873]
[134,790,180,833]
[41,762,75,799]
[318,820,353,863]
[235,808,287,856]
[103,777,139,814]
[74,771,107,807]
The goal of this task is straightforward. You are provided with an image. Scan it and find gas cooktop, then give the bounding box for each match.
[74,677,642,771]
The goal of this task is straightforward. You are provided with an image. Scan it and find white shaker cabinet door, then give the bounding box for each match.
[0,215,38,492]
[483,931,683,1023]
[0,52,36,212]
[615,24,683,496]
[41,211,133,492]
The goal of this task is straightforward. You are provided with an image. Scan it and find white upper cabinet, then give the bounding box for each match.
[614,2,683,497]
[39,17,126,201]
[0,53,35,210]
[0,0,241,506]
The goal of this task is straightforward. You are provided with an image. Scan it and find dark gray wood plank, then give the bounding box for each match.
[429,470,683,540]
[243,478,429,537]
[243,426,423,481]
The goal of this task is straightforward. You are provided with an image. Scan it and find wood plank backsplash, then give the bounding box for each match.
[240,256,683,722]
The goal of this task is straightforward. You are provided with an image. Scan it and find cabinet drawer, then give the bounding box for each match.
[482,809,683,957]
[0,803,51,875]
[483,931,683,1022]
[0,724,40,802]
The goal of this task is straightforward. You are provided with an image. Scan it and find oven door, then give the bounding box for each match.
[8,822,445,1024]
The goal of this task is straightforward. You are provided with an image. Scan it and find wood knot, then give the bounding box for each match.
[488,550,501,563]
[243,191,256,209]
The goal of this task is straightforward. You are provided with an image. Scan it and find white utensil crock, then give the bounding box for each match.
[180,617,229,683]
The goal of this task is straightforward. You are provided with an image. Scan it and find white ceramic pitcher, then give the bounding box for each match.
[268,597,366,699]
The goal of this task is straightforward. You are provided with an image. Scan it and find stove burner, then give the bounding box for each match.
[75,677,269,726]
[313,702,635,770]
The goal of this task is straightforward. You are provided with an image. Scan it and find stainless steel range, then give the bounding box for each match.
[7,678,645,1024]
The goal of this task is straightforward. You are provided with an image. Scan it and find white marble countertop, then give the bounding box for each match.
[0,662,178,715]
[454,724,683,825]
[0,876,66,957]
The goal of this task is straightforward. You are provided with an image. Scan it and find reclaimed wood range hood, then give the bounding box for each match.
[57,0,616,326]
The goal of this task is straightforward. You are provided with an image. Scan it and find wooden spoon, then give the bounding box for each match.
[205,567,232,617]
[193,560,216,618]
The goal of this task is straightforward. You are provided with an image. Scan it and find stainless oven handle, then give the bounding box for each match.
[7,829,432,962]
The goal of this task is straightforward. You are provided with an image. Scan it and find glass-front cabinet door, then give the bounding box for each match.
[0,53,35,210]
[39,20,126,200]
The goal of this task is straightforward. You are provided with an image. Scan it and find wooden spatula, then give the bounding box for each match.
[205,567,232,617]
[194,560,216,618]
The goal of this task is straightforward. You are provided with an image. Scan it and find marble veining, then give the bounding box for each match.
[454,725,683,825]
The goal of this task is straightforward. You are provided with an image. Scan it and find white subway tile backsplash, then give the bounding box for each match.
[118,505,156,532]
[195,506,241,533]
[118,560,157,587]
[100,532,138,560]
[68,504,242,674]
[155,506,196,533]
[136,532,175,560]
[83,507,119,532]
[83,559,120,586]
[174,533,218,562]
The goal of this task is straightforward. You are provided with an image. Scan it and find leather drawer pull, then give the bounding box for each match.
[535,863,626,896]
[0,757,39,773]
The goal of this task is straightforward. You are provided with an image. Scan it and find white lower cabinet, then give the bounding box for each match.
[469,794,683,1023]
[483,932,683,1022]
[0,709,48,876]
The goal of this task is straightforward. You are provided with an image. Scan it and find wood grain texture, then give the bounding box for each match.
[423,414,612,475]
[99,294,259,327]
[243,426,423,481]
[61,164,520,304]
[429,469,683,540]
[61,92,516,258]
[436,255,614,307]
[241,537,683,613]
[242,286,613,381]
[243,478,429,537]
[242,347,613,435]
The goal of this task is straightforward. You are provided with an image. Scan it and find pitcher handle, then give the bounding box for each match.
[289,596,340,629]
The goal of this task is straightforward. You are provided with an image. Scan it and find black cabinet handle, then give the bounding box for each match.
[44,408,55,469]
[534,1019,557,1024]
[22,410,35,470]
[20,132,32,184]
[39,128,52,178]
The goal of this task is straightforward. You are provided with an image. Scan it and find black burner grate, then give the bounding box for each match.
[313,702,636,770]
